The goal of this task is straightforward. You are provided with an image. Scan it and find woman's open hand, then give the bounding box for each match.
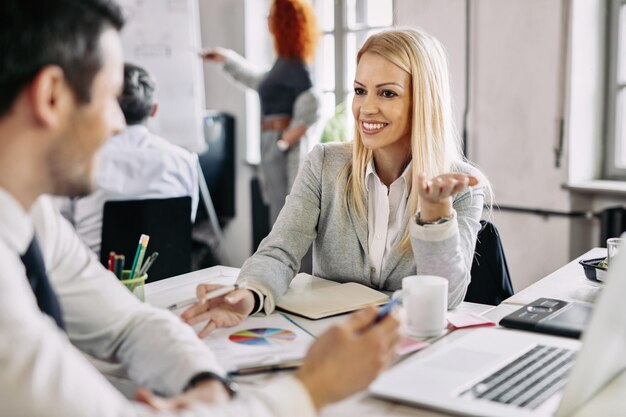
[417,173,478,221]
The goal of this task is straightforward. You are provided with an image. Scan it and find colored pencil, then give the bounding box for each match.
[129,234,149,279]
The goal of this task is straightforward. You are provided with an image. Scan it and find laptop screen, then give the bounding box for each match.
[556,234,626,416]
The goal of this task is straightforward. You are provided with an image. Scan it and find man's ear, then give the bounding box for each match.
[149,102,158,118]
[28,65,73,128]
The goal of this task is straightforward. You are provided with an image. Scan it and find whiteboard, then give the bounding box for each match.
[117,0,206,152]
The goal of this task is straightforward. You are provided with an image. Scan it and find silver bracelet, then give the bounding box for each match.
[415,212,453,226]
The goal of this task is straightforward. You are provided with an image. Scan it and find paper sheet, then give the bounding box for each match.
[201,314,315,374]
[446,312,496,330]
[145,266,238,309]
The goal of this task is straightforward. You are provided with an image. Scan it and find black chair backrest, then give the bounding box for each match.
[465,220,514,305]
[599,206,626,244]
[100,197,192,282]
[196,111,236,223]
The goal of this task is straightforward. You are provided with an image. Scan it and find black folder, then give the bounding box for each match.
[499,298,593,339]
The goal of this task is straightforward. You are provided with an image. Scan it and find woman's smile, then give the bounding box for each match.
[360,120,389,135]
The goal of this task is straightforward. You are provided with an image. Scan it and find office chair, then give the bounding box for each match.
[192,111,235,268]
[598,206,626,244]
[100,197,192,282]
[465,220,514,305]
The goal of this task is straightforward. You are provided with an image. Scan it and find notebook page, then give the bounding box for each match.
[278,281,389,319]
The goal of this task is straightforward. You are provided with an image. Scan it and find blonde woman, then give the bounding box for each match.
[184,28,489,337]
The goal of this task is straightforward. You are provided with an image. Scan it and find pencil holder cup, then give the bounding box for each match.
[121,270,147,301]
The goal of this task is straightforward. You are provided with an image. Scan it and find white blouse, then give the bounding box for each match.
[365,160,412,282]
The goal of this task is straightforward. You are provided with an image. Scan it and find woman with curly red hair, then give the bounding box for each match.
[201,0,320,228]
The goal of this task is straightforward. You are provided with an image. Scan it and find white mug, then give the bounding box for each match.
[394,275,448,338]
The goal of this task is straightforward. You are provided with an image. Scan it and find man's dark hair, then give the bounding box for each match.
[119,63,157,125]
[0,0,125,117]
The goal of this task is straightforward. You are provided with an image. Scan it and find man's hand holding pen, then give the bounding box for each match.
[296,306,401,411]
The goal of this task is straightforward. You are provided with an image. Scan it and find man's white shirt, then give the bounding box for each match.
[0,187,316,417]
[57,124,200,256]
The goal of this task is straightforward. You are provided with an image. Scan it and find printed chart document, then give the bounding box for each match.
[277,273,389,319]
[202,313,315,375]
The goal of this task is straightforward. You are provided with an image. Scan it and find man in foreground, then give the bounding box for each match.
[0,1,399,416]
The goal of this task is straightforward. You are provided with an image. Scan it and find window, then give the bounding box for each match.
[312,0,395,141]
[605,0,626,178]
[244,0,395,162]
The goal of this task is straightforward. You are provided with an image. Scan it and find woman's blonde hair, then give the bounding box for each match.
[344,27,475,252]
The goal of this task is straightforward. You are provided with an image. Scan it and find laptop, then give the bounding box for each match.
[370,238,626,417]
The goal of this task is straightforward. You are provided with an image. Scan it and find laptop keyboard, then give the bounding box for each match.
[460,345,576,409]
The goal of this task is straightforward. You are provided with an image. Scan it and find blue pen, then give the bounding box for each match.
[374,296,402,323]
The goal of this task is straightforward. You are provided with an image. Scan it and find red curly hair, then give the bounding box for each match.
[269,0,319,62]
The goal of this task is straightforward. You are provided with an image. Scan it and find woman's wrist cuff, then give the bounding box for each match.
[415,212,453,226]
[248,287,265,314]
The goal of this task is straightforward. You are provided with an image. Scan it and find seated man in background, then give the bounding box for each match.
[0,1,400,416]
[56,62,199,257]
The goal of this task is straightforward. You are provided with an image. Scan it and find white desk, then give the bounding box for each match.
[501,247,605,306]
[144,267,494,338]
[482,247,606,324]
[145,268,493,417]
[143,252,625,416]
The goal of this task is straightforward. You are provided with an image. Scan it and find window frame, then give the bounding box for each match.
[604,0,626,179]
[313,0,395,111]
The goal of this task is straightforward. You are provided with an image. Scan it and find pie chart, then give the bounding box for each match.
[228,328,297,346]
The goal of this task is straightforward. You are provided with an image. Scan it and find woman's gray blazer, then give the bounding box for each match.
[239,143,486,312]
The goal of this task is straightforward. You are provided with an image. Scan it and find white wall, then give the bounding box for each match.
[472,1,573,290]
[396,0,588,291]
[395,0,467,128]
[198,0,253,267]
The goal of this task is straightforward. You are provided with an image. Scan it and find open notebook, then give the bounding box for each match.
[276,273,389,319]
